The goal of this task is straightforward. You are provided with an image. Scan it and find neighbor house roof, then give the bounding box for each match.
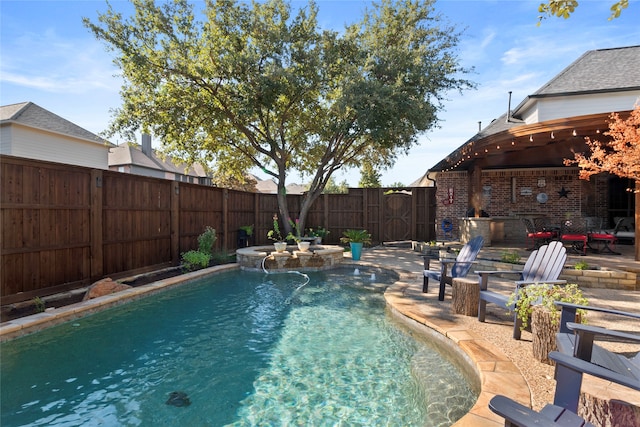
[254,177,306,194]
[0,102,107,145]
[109,144,209,177]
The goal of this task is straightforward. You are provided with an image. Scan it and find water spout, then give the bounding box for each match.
[370,273,376,281]
[261,255,310,303]
[354,268,360,275]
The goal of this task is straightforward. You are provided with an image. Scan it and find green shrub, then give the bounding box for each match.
[181,250,211,271]
[210,250,235,265]
[509,283,588,331]
[197,226,217,256]
[33,296,45,313]
[574,261,590,270]
[501,250,521,264]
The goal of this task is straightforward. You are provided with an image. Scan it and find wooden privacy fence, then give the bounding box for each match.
[1,156,435,302]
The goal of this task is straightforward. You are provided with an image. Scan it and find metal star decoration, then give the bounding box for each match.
[558,186,570,198]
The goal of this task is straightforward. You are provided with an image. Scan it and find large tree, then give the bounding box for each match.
[538,0,629,21]
[565,104,640,260]
[84,0,472,235]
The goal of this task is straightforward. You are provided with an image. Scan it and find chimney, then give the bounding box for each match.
[506,91,512,122]
[141,133,152,157]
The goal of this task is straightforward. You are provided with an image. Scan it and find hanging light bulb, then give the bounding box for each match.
[511,140,515,145]
[550,131,555,139]
[572,129,577,137]
[529,135,533,142]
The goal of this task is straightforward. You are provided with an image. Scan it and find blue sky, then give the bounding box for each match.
[1,0,639,186]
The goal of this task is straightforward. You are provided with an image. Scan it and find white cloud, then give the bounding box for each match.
[1,29,119,95]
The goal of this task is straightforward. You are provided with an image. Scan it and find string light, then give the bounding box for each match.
[572,129,577,137]
[550,131,554,139]
[529,135,534,142]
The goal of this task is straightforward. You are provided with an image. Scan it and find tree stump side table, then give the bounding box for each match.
[451,277,479,316]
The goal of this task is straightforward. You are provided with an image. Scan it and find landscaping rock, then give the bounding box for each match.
[83,278,131,301]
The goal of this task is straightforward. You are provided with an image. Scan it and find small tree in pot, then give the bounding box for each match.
[340,229,372,261]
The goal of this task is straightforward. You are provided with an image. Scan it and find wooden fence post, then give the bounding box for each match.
[362,188,368,231]
[411,188,417,240]
[222,188,229,250]
[90,169,103,280]
[171,182,180,265]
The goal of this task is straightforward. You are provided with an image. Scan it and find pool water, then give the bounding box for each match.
[1,268,476,426]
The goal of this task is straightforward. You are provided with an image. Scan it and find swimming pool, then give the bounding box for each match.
[1,267,476,426]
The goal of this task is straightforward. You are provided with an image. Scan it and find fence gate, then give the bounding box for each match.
[382,192,412,242]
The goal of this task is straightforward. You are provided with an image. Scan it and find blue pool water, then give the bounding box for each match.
[1,267,476,426]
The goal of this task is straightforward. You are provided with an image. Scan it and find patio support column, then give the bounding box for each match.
[468,163,483,214]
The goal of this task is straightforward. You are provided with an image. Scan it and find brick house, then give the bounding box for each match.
[419,46,639,250]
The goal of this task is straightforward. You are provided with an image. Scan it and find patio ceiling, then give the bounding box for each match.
[431,112,618,172]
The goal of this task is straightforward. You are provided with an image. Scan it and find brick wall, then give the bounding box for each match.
[434,167,609,241]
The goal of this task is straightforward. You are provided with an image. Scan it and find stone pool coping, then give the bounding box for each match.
[0,259,528,426]
[0,264,239,342]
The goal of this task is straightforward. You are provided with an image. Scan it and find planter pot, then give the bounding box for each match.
[314,237,322,245]
[297,241,311,252]
[350,242,363,261]
[273,242,287,253]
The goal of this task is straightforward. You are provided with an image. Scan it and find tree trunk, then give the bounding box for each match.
[531,306,557,365]
[451,278,479,316]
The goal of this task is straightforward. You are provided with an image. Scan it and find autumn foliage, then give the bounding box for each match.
[565,104,640,184]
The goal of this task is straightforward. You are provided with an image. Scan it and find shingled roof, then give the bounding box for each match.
[528,45,640,97]
[0,102,107,145]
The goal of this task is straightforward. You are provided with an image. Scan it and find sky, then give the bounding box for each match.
[1,0,639,187]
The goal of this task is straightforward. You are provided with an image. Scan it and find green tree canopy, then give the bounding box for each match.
[84,0,472,234]
[358,162,382,188]
[322,177,349,194]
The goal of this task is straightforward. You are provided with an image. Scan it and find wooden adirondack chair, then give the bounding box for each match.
[555,302,640,411]
[477,241,567,339]
[489,350,639,427]
[423,235,484,301]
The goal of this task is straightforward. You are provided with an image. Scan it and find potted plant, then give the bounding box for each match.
[340,229,372,261]
[285,218,312,252]
[509,283,588,363]
[238,224,254,247]
[267,214,287,252]
[307,226,329,245]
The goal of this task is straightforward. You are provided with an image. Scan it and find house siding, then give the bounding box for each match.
[521,91,640,124]
[0,124,108,169]
[0,125,13,153]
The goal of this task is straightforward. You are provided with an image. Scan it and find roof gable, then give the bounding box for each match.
[0,102,106,145]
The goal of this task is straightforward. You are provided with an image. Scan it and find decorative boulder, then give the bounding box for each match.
[83,278,131,301]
